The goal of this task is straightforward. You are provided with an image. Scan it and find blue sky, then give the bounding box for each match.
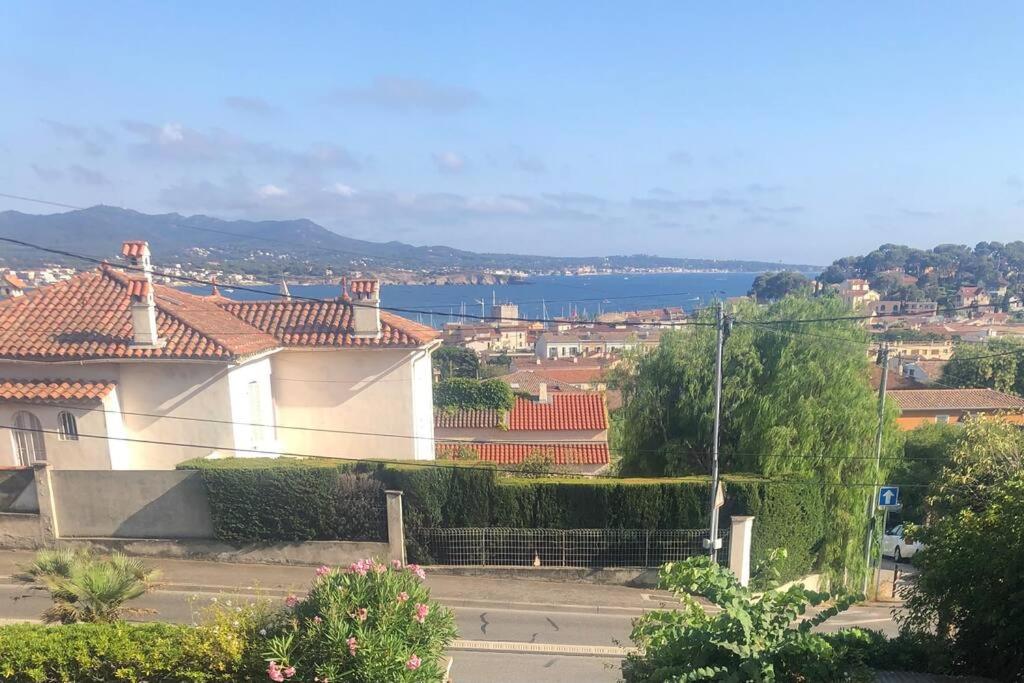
[2,2,1024,264]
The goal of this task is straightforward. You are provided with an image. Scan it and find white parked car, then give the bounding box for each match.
[882,524,924,563]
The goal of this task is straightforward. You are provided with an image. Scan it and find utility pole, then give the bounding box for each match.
[862,342,890,595]
[706,301,726,562]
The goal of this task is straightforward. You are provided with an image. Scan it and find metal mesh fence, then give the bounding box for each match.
[414,528,728,568]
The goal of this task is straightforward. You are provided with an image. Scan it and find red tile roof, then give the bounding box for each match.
[509,394,607,430]
[350,279,379,296]
[126,278,151,298]
[0,266,438,361]
[219,301,439,348]
[435,408,502,428]
[436,442,609,466]
[2,273,26,289]
[494,370,577,395]
[0,379,116,402]
[889,388,1024,411]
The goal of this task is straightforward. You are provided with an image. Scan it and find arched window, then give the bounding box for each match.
[12,411,46,465]
[57,411,79,441]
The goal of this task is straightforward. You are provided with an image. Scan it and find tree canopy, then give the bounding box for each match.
[611,296,901,587]
[941,339,1024,396]
[432,345,480,380]
[748,271,812,303]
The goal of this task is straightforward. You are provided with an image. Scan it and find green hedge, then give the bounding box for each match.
[0,622,251,682]
[181,458,385,544]
[433,377,514,410]
[182,458,825,580]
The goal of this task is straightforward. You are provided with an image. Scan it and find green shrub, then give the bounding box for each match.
[433,377,514,410]
[185,458,385,544]
[16,549,158,624]
[183,459,825,580]
[622,557,865,682]
[262,560,457,682]
[0,622,252,682]
[823,629,954,675]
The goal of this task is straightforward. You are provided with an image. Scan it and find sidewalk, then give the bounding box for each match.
[0,551,677,614]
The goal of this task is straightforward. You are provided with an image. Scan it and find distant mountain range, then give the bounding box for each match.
[0,206,820,279]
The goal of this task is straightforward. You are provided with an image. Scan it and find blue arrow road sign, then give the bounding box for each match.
[878,486,900,508]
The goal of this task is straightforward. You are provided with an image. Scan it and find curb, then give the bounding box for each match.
[450,639,633,658]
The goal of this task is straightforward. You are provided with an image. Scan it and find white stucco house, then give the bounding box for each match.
[0,241,440,470]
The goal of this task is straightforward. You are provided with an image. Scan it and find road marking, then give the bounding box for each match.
[450,639,633,658]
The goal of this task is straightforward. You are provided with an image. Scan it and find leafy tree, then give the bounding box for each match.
[941,339,1024,396]
[749,271,812,302]
[889,423,958,523]
[16,549,158,624]
[611,297,901,587]
[623,556,866,682]
[432,345,480,380]
[900,459,1024,678]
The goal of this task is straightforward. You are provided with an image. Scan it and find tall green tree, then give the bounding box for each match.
[611,296,901,587]
[432,345,480,380]
[900,418,1024,679]
[748,271,812,303]
[941,339,1024,396]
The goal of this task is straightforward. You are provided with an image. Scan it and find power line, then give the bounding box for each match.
[0,235,715,329]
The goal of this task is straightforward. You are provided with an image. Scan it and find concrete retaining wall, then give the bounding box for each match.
[50,470,214,539]
[0,512,43,549]
[58,538,390,566]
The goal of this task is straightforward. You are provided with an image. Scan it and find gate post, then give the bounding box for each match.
[32,463,59,546]
[385,490,406,565]
[729,516,754,586]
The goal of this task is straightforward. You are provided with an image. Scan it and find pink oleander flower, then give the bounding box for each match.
[283,666,296,679]
[312,615,322,625]
[348,559,371,576]
[315,564,331,577]
[397,591,409,603]
[347,636,358,656]
[284,594,299,608]
[407,563,426,580]
[267,661,285,682]
[414,603,429,623]
[391,559,403,570]
[406,654,422,670]
[354,607,368,622]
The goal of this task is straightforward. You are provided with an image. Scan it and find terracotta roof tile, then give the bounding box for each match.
[494,370,577,395]
[0,266,279,361]
[889,388,1024,411]
[2,272,26,289]
[508,394,608,430]
[436,442,609,466]
[435,408,502,428]
[121,241,149,258]
[435,394,609,431]
[0,379,116,402]
[350,279,379,296]
[218,300,439,348]
[0,266,438,361]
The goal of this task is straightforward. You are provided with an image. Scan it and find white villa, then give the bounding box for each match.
[0,241,440,469]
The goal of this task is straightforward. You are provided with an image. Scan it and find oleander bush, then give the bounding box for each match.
[261,559,457,682]
[622,556,866,682]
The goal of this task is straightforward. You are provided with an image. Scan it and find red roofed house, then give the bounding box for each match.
[0,272,27,299]
[888,388,1024,430]
[434,391,610,473]
[0,241,440,469]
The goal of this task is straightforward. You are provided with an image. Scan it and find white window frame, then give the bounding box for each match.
[936,414,950,424]
[57,411,79,441]
[12,410,46,465]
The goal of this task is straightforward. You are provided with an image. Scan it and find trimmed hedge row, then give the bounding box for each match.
[181,458,826,580]
[0,622,250,682]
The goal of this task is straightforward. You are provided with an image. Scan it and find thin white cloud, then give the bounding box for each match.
[327,76,482,113]
[432,151,466,174]
[258,184,288,199]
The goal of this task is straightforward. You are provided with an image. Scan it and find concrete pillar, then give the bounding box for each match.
[31,463,59,545]
[729,515,754,587]
[385,490,406,565]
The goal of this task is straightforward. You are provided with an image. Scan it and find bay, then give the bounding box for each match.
[187,272,757,328]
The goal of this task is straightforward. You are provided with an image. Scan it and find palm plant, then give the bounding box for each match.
[16,548,159,623]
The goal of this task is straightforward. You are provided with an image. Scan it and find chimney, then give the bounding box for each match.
[538,382,549,403]
[121,241,152,277]
[127,278,164,348]
[349,278,381,338]
[122,241,164,348]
